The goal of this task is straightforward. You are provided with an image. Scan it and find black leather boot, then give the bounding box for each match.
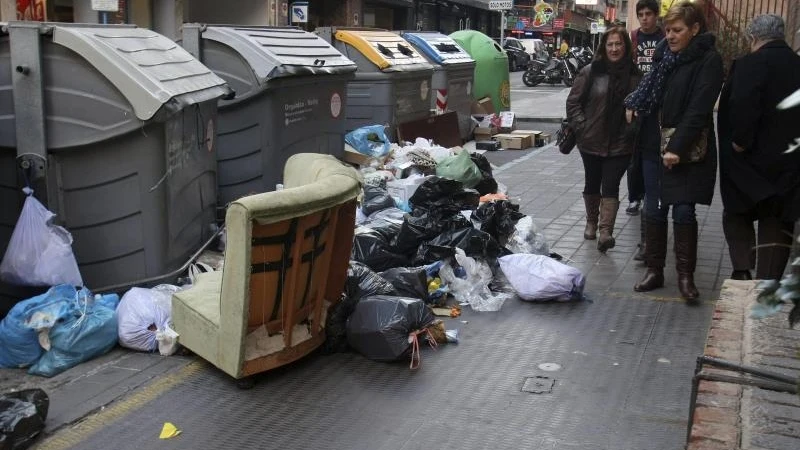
[674,222,699,302]
[635,220,667,292]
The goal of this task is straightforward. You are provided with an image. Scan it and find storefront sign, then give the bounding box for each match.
[553,18,564,29]
[575,0,598,5]
[489,0,513,10]
[16,0,47,20]
[91,0,119,12]
[532,2,555,27]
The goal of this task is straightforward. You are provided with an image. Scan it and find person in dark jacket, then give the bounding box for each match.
[718,14,800,281]
[567,27,641,253]
[624,1,724,301]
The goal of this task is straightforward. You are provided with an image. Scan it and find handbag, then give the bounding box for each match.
[556,119,577,155]
[660,127,708,163]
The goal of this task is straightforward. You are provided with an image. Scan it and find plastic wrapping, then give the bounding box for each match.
[379,267,429,302]
[471,201,525,245]
[345,125,391,157]
[117,285,180,354]
[0,188,83,287]
[28,293,120,377]
[413,227,505,266]
[436,150,482,188]
[346,296,435,362]
[351,227,409,272]
[498,254,585,301]
[439,249,513,312]
[0,389,49,450]
[506,216,550,255]
[362,185,395,216]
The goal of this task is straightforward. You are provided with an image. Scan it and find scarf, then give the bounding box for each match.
[624,41,678,114]
[600,59,635,136]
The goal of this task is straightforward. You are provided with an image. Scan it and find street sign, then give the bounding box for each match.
[489,0,513,10]
[291,1,308,23]
[91,0,119,12]
[590,22,599,34]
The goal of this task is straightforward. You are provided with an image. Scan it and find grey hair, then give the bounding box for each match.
[747,14,785,42]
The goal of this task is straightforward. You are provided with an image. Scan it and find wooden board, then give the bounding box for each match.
[396,111,462,148]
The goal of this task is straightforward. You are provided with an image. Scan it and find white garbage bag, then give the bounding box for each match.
[117,285,180,355]
[439,249,513,312]
[0,188,82,287]
[499,254,585,301]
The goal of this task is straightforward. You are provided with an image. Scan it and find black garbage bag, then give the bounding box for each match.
[363,208,405,243]
[0,389,49,450]
[323,262,397,354]
[470,153,499,196]
[352,228,409,272]
[346,296,435,362]
[394,211,472,255]
[414,227,506,265]
[362,185,395,216]
[408,176,464,210]
[471,200,526,245]
[365,207,406,224]
[379,267,429,302]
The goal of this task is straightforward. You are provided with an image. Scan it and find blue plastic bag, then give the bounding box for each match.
[0,285,79,368]
[345,125,391,157]
[28,294,119,377]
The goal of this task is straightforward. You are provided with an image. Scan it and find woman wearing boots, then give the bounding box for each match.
[566,27,641,253]
[624,1,723,301]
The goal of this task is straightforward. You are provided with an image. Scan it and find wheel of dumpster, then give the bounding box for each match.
[236,377,255,390]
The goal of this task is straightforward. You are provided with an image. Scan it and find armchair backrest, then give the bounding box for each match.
[217,154,361,376]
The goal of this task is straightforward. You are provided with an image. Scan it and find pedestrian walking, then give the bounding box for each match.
[718,14,800,281]
[566,27,641,253]
[624,0,724,301]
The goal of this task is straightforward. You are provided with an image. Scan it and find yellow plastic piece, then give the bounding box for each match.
[159,422,181,439]
[334,30,400,70]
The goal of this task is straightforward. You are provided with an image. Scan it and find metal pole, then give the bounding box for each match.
[500,10,506,47]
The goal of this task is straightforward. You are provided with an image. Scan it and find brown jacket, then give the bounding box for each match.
[566,64,641,157]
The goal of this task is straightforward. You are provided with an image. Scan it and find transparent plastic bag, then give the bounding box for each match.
[116,285,180,354]
[506,216,550,255]
[439,249,513,312]
[0,188,82,287]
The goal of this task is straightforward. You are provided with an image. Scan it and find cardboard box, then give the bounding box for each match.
[473,126,499,139]
[494,133,533,150]
[471,96,495,115]
[499,111,516,132]
[511,129,541,137]
[342,145,378,167]
[387,176,428,205]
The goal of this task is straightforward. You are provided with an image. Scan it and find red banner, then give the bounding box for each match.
[553,18,564,29]
[17,0,47,21]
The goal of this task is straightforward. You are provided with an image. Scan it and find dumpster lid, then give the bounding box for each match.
[51,25,229,121]
[334,30,432,71]
[197,26,357,81]
[401,32,474,66]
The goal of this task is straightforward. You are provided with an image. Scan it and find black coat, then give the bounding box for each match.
[656,33,723,206]
[717,40,800,221]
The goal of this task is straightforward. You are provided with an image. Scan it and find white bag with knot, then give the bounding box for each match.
[0,188,83,287]
[499,254,585,301]
[117,285,181,355]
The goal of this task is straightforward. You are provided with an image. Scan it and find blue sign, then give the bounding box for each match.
[291,1,308,23]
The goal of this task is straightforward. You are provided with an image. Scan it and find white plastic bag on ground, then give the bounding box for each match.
[506,216,550,255]
[0,188,82,287]
[499,254,585,301]
[439,249,513,312]
[117,285,181,355]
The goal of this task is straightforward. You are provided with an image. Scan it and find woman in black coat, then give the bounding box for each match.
[624,1,723,301]
[718,14,800,281]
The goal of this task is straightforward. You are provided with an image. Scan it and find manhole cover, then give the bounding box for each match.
[521,376,555,394]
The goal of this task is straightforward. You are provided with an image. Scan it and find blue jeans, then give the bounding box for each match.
[641,159,696,224]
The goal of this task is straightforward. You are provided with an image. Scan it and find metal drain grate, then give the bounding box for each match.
[521,376,555,394]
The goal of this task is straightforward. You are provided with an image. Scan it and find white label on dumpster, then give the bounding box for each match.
[467,81,472,95]
[330,93,342,118]
[420,80,429,101]
[284,98,318,126]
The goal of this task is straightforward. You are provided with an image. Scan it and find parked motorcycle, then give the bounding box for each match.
[522,56,566,87]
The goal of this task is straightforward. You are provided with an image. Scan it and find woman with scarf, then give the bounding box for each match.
[567,27,641,253]
[624,1,723,301]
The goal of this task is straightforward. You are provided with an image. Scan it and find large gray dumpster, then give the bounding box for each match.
[181,25,358,209]
[400,32,475,142]
[0,22,230,316]
[315,27,434,142]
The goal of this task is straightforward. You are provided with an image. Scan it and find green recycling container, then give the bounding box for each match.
[449,30,510,112]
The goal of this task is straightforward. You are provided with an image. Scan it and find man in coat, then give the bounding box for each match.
[718,14,800,281]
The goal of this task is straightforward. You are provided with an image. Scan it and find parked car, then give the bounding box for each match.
[495,37,531,72]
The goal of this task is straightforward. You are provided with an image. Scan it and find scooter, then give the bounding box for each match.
[522,55,567,87]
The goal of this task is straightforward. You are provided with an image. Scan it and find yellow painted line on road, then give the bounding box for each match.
[33,360,206,450]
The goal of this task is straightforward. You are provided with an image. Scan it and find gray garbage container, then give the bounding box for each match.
[0,22,230,315]
[400,32,476,142]
[181,25,358,209]
[315,27,434,142]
